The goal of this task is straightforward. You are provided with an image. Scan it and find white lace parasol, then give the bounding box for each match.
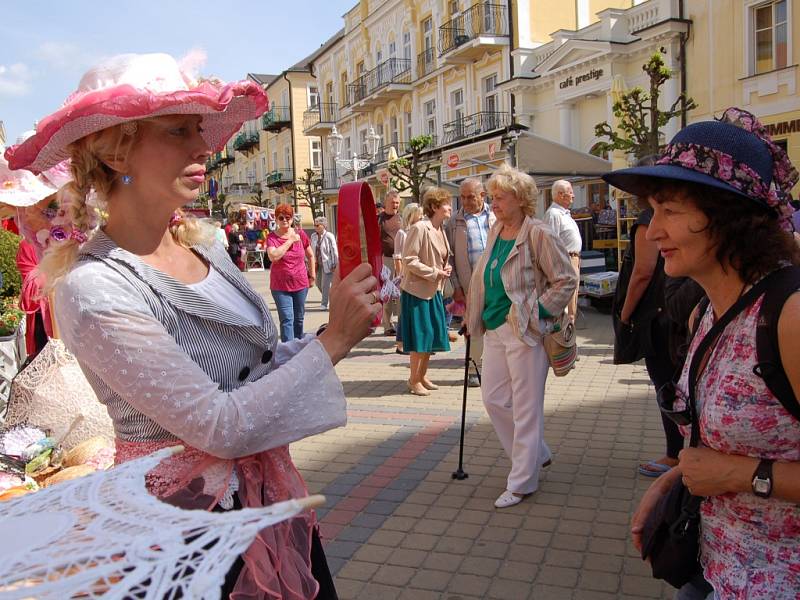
[0,446,324,599]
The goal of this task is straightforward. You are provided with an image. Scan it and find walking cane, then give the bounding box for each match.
[452,326,480,480]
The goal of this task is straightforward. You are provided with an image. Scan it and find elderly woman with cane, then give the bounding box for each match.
[6,52,381,599]
[465,163,577,509]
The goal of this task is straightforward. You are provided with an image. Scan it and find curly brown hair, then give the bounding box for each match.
[645,180,800,284]
[421,187,452,218]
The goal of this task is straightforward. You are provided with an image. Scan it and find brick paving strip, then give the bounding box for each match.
[246,272,675,600]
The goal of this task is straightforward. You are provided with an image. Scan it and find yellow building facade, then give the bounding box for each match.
[306,0,631,220]
[685,0,799,195]
[505,0,683,214]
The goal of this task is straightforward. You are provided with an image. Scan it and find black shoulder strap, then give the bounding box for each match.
[754,266,800,421]
[687,275,777,447]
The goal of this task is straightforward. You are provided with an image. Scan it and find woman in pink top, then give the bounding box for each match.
[267,203,316,342]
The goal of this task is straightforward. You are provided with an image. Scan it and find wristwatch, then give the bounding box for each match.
[751,459,775,498]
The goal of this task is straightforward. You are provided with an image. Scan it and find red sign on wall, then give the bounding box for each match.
[446,153,460,168]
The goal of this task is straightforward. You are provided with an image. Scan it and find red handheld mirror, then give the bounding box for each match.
[336,181,383,324]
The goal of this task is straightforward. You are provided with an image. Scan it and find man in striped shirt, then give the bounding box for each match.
[446,177,495,387]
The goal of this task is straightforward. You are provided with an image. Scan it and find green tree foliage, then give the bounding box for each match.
[593,50,697,159]
[0,228,22,298]
[385,135,437,201]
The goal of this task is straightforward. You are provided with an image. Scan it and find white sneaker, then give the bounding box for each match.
[494,490,525,509]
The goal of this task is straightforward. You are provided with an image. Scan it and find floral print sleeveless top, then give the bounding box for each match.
[676,296,800,599]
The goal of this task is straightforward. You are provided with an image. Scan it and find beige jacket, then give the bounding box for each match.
[445,204,496,295]
[465,217,578,346]
[400,219,451,300]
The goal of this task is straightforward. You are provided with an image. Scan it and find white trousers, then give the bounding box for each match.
[481,322,551,494]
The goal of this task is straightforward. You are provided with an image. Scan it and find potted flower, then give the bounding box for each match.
[0,297,24,340]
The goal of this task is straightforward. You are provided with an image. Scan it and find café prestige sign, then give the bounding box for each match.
[554,63,610,101]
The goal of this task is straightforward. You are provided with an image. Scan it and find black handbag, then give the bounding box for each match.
[612,221,666,364]
[639,275,775,588]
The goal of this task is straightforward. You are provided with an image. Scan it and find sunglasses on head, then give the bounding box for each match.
[657,381,692,426]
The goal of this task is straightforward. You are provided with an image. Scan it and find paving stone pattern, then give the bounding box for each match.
[246,270,674,599]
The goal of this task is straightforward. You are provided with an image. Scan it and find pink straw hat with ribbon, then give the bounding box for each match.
[0,156,59,207]
[4,52,269,173]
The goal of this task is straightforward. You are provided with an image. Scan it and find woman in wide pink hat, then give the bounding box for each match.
[6,52,381,599]
[0,155,71,356]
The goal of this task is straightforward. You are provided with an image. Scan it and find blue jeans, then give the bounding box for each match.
[271,288,308,342]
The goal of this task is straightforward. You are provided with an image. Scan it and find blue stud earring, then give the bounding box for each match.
[122,175,133,185]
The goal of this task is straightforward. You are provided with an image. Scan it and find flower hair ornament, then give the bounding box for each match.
[168,211,183,228]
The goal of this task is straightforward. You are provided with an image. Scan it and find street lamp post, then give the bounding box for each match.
[327,124,381,181]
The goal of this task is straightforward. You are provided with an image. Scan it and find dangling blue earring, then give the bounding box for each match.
[122,175,133,185]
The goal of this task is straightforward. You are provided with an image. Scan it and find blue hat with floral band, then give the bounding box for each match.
[602,107,798,232]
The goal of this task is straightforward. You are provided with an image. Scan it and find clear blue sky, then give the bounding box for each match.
[1,1,355,144]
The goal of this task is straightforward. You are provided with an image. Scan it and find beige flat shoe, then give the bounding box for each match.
[408,381,431,396]
[421,379,439,390]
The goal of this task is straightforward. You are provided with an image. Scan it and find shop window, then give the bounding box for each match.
[405,110,413,141]
[752,0,788,74]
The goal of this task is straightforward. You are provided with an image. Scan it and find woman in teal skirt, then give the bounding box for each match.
[399,187,452,396]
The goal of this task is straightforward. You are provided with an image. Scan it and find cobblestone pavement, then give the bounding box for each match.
[246,270,674,600]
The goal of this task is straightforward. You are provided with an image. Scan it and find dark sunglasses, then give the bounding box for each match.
[657,381,692,426]
[276,215,291,222]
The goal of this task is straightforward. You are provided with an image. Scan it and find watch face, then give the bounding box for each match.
[753,478,771,495]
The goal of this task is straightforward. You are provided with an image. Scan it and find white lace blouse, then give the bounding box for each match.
[54,232,346,460]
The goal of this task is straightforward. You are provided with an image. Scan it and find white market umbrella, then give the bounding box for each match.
[0,446,323,599]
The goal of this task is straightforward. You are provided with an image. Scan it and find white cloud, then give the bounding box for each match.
[35,41,94,72]
[0,63,32,96]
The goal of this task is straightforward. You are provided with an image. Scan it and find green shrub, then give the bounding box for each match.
[0,228,22,298]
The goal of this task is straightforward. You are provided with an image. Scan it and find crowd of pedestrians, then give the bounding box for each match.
[3,47,798,599]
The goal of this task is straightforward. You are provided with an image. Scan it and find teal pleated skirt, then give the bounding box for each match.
[400,290,451,354]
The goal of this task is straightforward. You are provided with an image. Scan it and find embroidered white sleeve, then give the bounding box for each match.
[274,334,315,367]
[55,264,346,460]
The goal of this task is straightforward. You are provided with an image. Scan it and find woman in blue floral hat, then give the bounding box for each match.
[607,108,800,599]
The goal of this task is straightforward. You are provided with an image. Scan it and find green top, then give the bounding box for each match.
[482,237,516,330]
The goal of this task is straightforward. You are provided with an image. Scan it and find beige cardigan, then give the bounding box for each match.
[465,217,577,346]
[400,219,451,300]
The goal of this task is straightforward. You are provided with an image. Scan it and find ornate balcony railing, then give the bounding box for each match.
[303,103,339,131]
[217,150,235,166]
[262,106,291,131]
[417,47,436,79]
[233,131,259,153]
[441,111,510,145]
[265,169,294,188]
[370,136,440,163]
[347,58,413,104]
[439,2,509,55]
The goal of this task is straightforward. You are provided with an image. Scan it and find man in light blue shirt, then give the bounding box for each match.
[446,178,495,386]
